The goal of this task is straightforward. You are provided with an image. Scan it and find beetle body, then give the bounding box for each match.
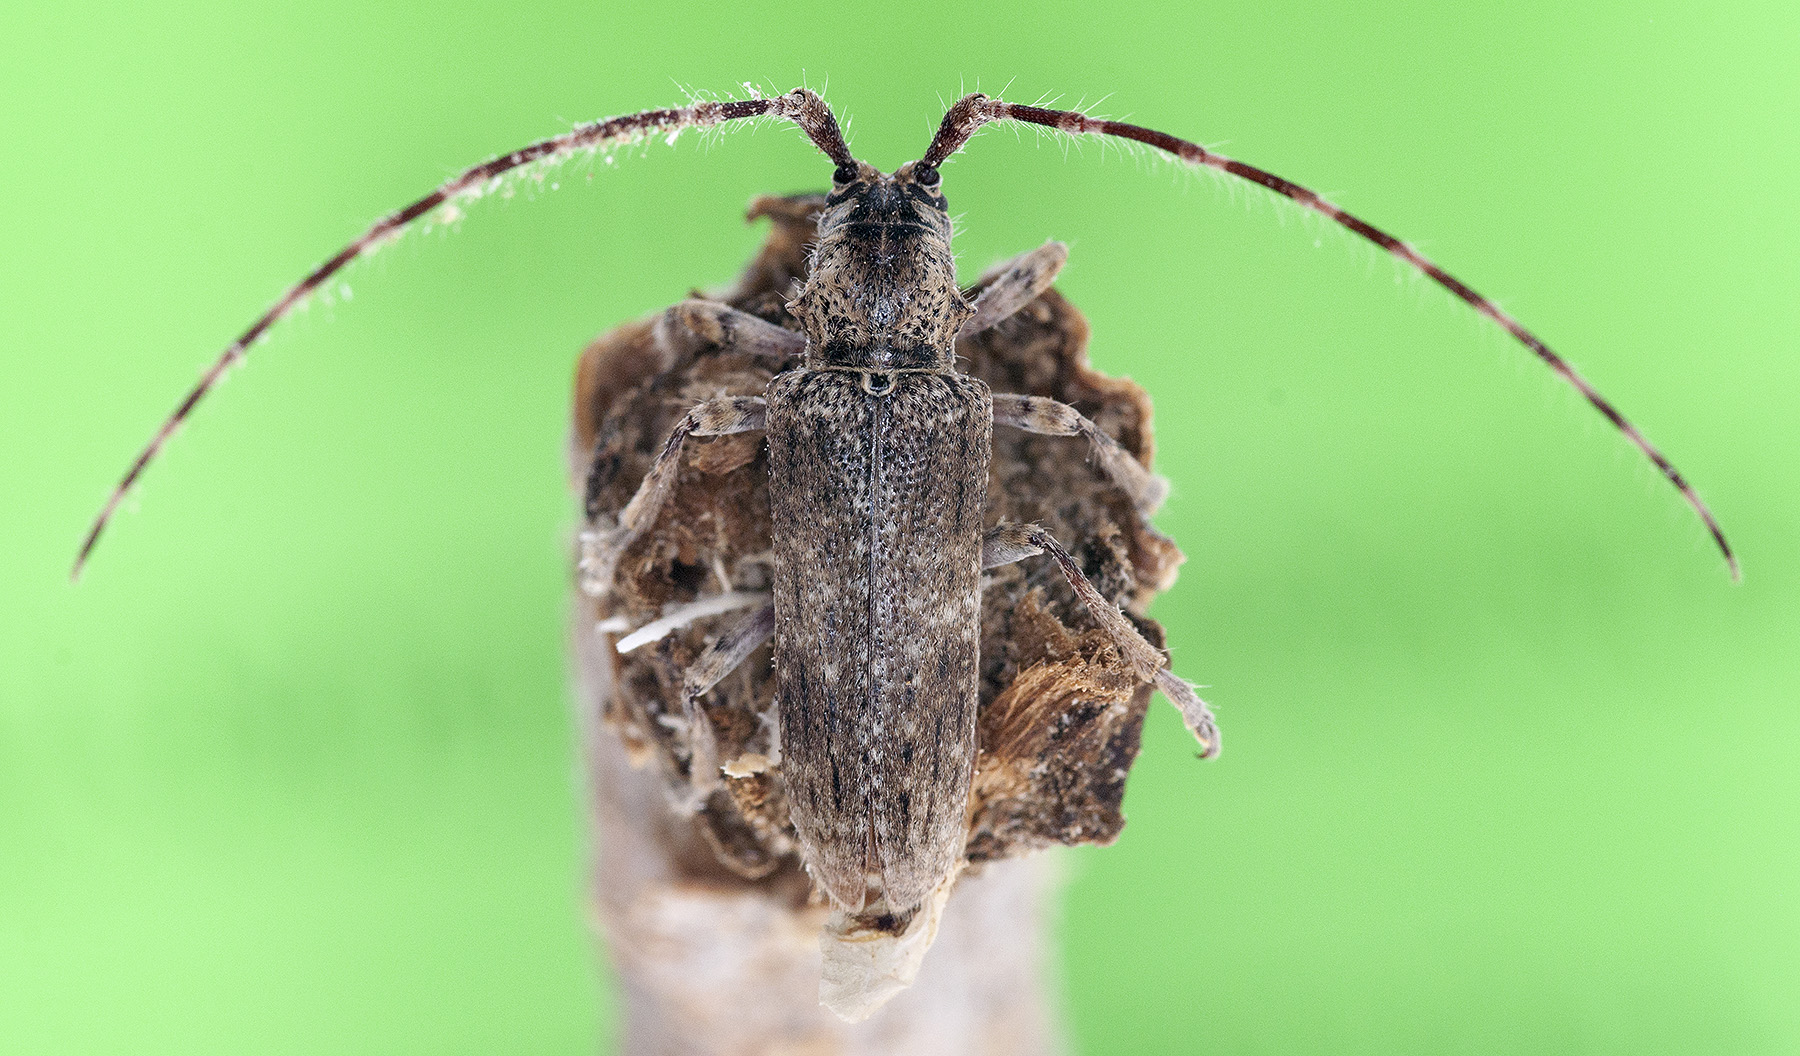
[572,157,1204,925]
[769,162,990,911]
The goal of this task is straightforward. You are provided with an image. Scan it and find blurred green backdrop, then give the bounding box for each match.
[4,1,1796,1052]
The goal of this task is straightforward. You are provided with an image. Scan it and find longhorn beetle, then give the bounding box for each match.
[76,86,1736,1010]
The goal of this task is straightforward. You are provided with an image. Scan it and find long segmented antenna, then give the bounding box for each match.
[73,88,855,578]
[922,95,1737,580]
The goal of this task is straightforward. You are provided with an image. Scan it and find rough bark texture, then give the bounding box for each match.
[570,193,1186,1054]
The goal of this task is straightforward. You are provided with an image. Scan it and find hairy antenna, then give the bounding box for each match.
[73,88,853,578]
[922,94,1737,580]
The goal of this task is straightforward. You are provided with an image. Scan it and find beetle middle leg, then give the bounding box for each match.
[660,299,808,361]
[982,522,1220,757]
[993,394,1170,515]
[580,395,767,594]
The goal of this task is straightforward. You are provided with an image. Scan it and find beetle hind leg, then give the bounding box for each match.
[600,599,776,800]
[679,601,779,787]
[981,522,1219,758]
[992,393,1169,515]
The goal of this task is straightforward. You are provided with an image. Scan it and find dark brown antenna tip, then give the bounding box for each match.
[74,88,861,579]
[922,93,1737,580]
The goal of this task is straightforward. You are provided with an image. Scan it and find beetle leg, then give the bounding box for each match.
[992,394,1169,515]
[981,522,1219,758]
[626,600,776,796]
[580,396,767,595]
[660,298,808,361]
[674,602,778,790]
[681,601,776,701]
[957,241,1068,338]
[611,591,770,654]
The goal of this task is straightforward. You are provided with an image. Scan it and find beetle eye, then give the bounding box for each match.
[832,163,859,186]
[914,163,941,189]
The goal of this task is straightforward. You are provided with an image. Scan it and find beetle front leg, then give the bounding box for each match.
[958,242,1069,338]
[982,522,1219,758]
[992,394,1170,515]
[580,396,767,595]
[660,299,808,361]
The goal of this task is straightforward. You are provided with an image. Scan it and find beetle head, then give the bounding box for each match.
[791,159,969,371]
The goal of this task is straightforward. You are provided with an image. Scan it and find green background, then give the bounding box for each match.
[4,1,1795,1052]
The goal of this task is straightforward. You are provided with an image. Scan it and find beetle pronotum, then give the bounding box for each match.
[76,86,1736,1019]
